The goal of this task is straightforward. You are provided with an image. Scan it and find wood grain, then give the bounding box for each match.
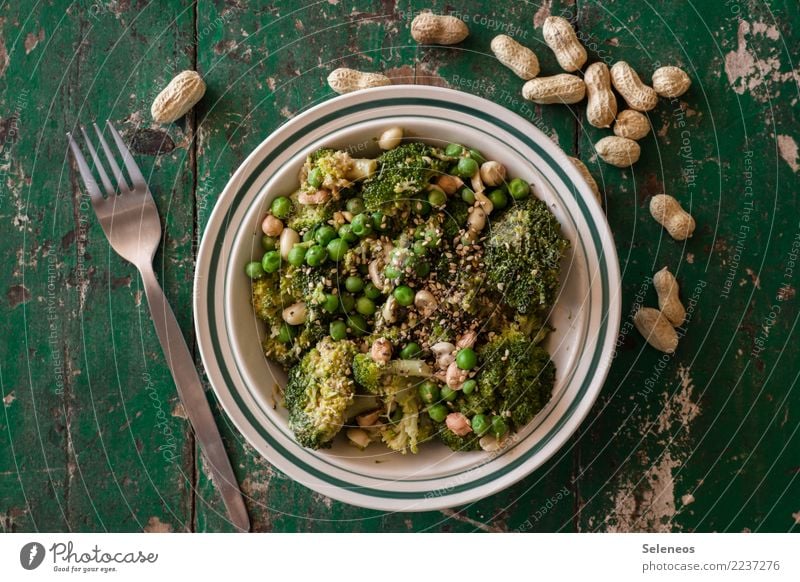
[1,0,797,533]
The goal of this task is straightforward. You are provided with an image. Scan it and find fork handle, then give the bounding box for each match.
[139,264,250,532]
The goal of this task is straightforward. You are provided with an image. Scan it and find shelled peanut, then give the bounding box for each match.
[634,307,679,353]
[634,267,687,353]
[653,267,686,326]
[595,136,641,167]
[613,110,650,140]
[649,194,695,240]
[491,35,540,80]
[411,12,469,45]
[542,16,587,72]
[151,71,206,124]
[522,74,585,104]
[652,66,691,98]
[327,68,392,94]
[610,61,659,112]
[584,62,617,128]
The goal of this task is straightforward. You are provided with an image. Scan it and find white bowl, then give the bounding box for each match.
[194,85,621,511]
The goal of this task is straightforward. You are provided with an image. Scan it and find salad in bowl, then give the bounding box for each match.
[244,131,568,455]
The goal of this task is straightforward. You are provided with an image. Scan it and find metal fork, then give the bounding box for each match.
[67,121,250,532]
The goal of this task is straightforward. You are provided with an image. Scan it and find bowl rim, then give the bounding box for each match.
[194,84,622,511]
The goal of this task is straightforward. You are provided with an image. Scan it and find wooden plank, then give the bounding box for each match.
[0,0,196,532]
[574,0,800,532]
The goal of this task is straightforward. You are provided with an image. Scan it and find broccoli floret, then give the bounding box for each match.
[252,265,329,367]
[352,353,385,394]
[476,328,555,429]
[284,337,359,449]
[263,318,326,368]
[351,353,432,454]
[251,276,284,329]
[441,197,471,240]
[286,189,335,232]
[306,148,353,192]
[380,383,422,454]
[454,375,497,418]
[252,275,304,365]
[341,237,387,276]
[438,428,481,452]
[362,142,449,213]
[308,147,336,164]
[352,353,432,394]
[484,196,569,314]
[280,263,327,307]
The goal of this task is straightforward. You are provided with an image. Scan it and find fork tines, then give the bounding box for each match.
[67,121,146,201]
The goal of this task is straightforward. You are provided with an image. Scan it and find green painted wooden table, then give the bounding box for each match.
[1,0,798,533]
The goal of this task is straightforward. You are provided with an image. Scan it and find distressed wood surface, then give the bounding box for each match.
[1,0,798,532]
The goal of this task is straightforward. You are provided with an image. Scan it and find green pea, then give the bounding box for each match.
[456,347,477,370]
[418,381,440,405]
[393,285,414,307]
[445,143,464,157]
[338,223,358,243]
[414,261,430,278]
[346,197,366,215]
[399,342,421,360]
[327,238,349,262]
[302,227,316,242]
[277,323,295,343]
[440,386,457,402]
[412,240,428,256]
[261,235,276,251]
[411,198,431,216]
[456,157,478,178]
[329,320,347,340]
[261,250,281,273]
[372,211,389,232]
[428,404,448,423]
[287,245,307,267]
[471,414,490,436]
[508,177,530,200]
[347,313,369,336]
[428,188,447,207]
[364,283,382,300]
[351,213,373,237]
[322,293,339,313]
[339,293,355,313]
[422,228,440,247]
[491,416,509,438]
[461,187,476,205]
[345,276,364,293]
[305,245,328,267]
[355,296,376,316]
[245,261,265,279]
[461,379,477,395]
[270,196,293,219]
[488,189,508,210]
[315,225,337,247]
[309,166,325,187]
[384,264,402,280]
[468,149,486,164]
